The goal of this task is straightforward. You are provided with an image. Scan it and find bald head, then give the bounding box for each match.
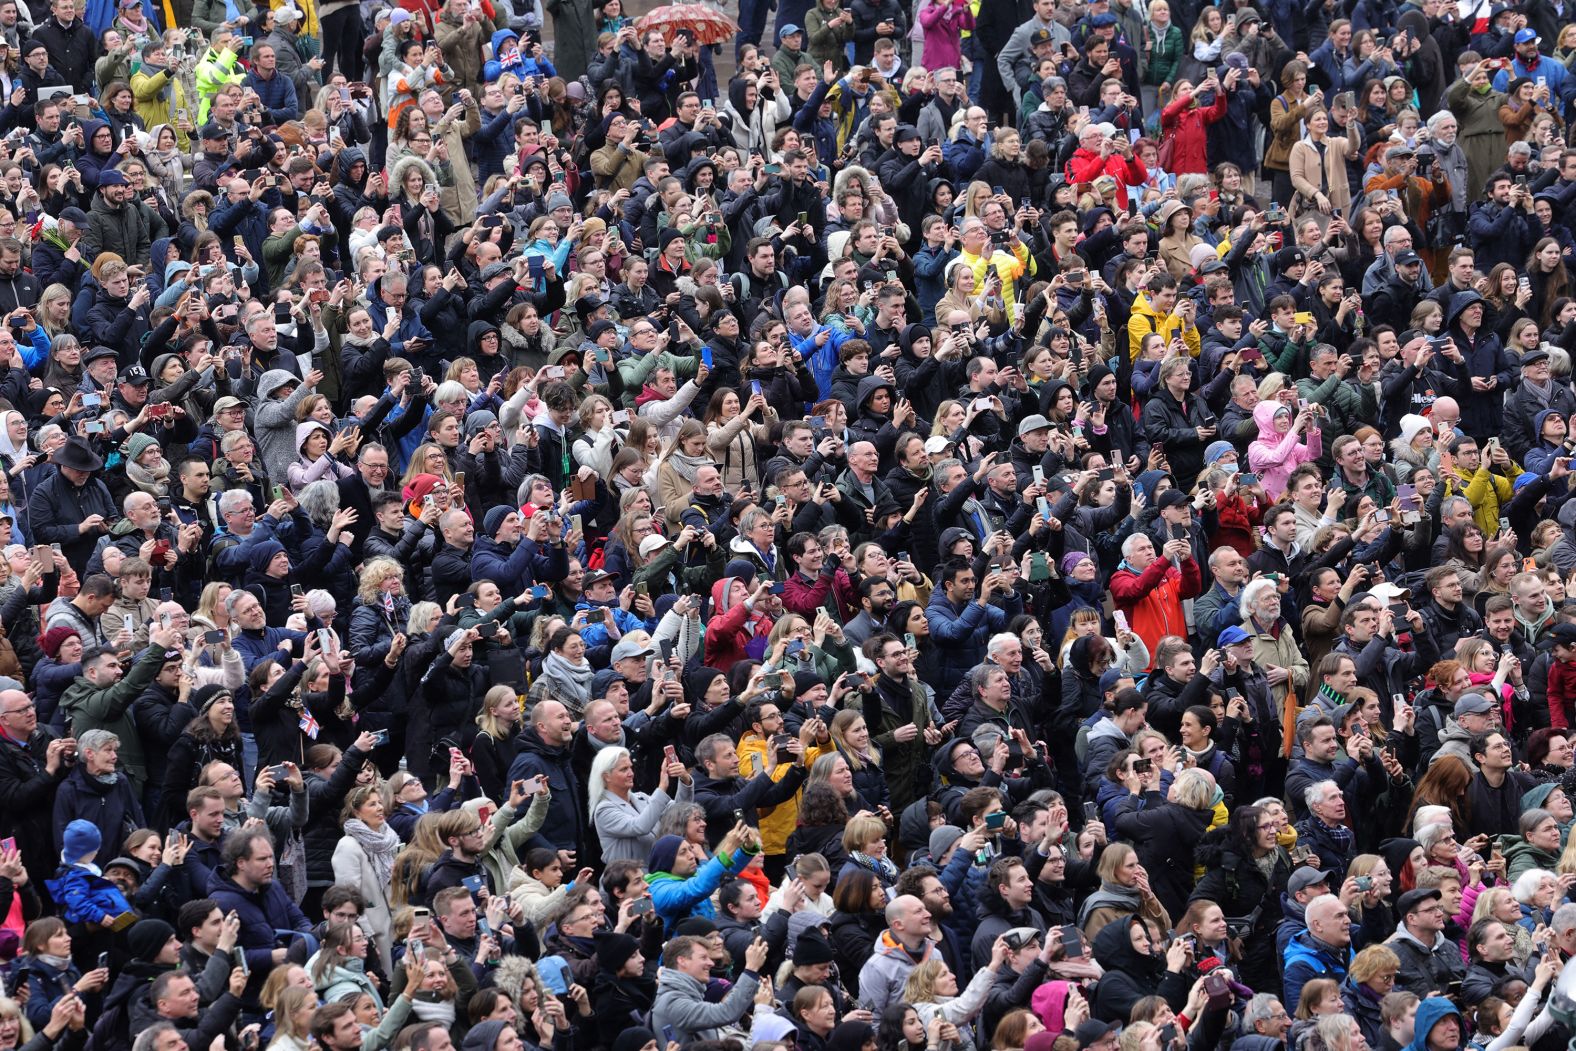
[531,699,572,745]
[0,688,34,734]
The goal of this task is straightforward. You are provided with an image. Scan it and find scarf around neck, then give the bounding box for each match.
[543,651,595,707]
[343,818,399,886]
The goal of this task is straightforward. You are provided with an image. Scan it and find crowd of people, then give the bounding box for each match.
[1,0,1576,1048]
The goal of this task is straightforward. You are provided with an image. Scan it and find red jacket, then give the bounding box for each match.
[1159,89,1228,175]
[1208,492,1265,560]
[1109,555,1202,669]
[704,575,775,672]
[781,568,856,623]
[1064,150,1148,210]
[1548,658,1576,729]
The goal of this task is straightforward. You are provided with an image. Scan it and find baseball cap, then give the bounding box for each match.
[1550,623,1576,646]
[1017,414,1052,437]
[117,366,150,386]
[924,435,951,454]
[610,637,654,663]
[1287,868,1333,895]
[1030,27,1055,44]
[1397,887,1443,916]
[1453,692,1494,718]
[1394,250,1423,267]
[779,22,802,37]
[1075,1021,1120,1049]
[1217,624,1252,647]
[1515,27,1539,43]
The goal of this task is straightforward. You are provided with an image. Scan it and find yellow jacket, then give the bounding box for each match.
[131,68,191,151]
[738,735,830,855]
[1127,292,1202,361]
[1445,462,1522,538]
[958,244,1031,323]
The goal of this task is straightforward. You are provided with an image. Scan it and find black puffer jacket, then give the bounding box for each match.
[1089,915,1191,1022]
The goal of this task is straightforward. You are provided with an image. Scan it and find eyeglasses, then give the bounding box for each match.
[0,703,33,715]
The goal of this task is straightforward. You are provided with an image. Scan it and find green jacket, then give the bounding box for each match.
[847,674,932,814]
[58,644,166,789]
[1141,22,1183,87]
[615,349,699,407]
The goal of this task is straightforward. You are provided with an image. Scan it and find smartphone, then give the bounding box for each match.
[1059,923,1085,958]
[1032,465,1045,486]
[202,629,225,646]
[904,632,917,649]
[0,837,14,853]
[82,392,101,408]
[290,584,304,598]
[630,896,654,915]
[371,729,390,746]
[146,402,171,419]
[515,778,539,796]
[96,951,109,970]
[461,874,486,896]
[477,620,499,639]
[752,380,763,397]
[1134,758,1153,773]
[1374,508,1392,524]
[1082,802,1098,823]
[700,346,713,368]
[985,810,1007,830]
[768,581,786,595]
[785,639,806,658]
[1498,516,1511,535]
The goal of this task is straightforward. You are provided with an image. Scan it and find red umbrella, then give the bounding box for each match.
[634,3,739,45]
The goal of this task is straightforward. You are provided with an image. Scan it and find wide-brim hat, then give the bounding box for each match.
[52,437,103,472]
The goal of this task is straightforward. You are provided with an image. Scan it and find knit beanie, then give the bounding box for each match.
[647,834,683,874]
[929,824,966,862]
[792,927,836,965]
[191,684,231,716]
[594,931,641,973]
[124,432,159,464]
[61,819,100,863]
[37,626,79,659]
[126,918,175,962]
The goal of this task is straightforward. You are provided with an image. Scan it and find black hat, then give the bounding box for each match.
[1397,887,1442,917]
[58,207,88,225]
[84,345,118,365]
[1157,489,1189,510]
[117,365,150,386]
[792,927,836,965]
[1394,250,1423,267]
[1521,349,1552,367]
[51,437,103,473]
[1075,1021,1121,1049]
[199,122,227,140]
[574,293,607,320]
[1550,623,1576,646]
[594,931,641,973]
[894,124,921,145]
[587,319,618,342]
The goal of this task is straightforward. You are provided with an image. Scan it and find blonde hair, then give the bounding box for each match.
[355,557,403,605]
[900,958,952,1004]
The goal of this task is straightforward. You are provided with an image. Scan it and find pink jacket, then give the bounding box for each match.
[918,0,974,72]
[1247,401,1322,500]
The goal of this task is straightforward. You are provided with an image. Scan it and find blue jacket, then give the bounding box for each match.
[365,281,434,358]
[924,590,1013,697]
[206,867,312,991]
[45,863,132,925]
[1283,929,1351,1011]
[245,68,300,122]
[469,535,565,596]
[14,956,80,1031]
[505,725,584,855]
[471,106,516,181]
[575,599,653,652]
[646,846,754,934]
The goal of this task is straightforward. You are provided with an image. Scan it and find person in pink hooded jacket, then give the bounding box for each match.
[1247,400,1322,500]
